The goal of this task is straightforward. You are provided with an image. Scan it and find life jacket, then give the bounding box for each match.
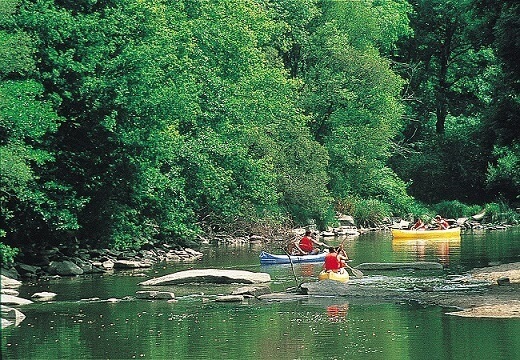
[324,252,341,271]
[299,236,314,252]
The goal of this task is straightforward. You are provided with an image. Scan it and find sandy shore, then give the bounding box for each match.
[440,262,520,318]
[390,262,520,318]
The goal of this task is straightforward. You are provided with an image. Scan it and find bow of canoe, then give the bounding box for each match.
[318,269,350,283]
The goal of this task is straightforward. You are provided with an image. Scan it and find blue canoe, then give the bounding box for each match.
[259,251,327,265]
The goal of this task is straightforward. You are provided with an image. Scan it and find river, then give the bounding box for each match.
[2,228,520,359]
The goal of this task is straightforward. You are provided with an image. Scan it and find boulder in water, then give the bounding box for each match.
[139,269,271,286]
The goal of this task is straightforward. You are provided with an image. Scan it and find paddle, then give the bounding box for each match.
[336,237,364,278]
[318,235,364,278]
[282,247,300,289]
[343,262,364,278]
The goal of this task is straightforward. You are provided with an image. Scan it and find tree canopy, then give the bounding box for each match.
[1,0,519,258]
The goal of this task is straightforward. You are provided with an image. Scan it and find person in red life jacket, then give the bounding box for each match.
[323,247,348,272]
[434,215,449,230]
[337,245,349,267]
[411,217,426,230]
[291,231,322,255]
[324,247,341,271]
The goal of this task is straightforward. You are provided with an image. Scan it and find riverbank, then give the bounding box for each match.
[439,262,520,317]
[1,244,203,280]
[2,230,519,320]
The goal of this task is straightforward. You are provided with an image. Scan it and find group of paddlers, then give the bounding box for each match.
[411,215,450,230]
[288,230,349,273]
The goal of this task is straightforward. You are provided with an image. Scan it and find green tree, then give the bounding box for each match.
[4,0,333,253]
[285,0,414,216]
[0,0,82,254]
[390,0,498,204]
[396,0,488,134]
[472,0,520,204]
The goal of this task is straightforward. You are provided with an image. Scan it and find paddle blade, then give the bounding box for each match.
[345,264,363,278]
[351,268,364,278]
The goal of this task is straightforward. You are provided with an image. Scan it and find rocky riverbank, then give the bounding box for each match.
[1,244,203,280]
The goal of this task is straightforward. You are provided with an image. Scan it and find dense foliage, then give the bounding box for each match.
[391,0,520,207]
[1,0,519,259]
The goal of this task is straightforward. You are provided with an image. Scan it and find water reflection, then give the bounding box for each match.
[392,237,461,265]
[326,303,349,322]
[298,263,318,278]
[3,228,520,360]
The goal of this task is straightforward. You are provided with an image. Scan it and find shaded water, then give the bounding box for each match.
[3,228,520,359]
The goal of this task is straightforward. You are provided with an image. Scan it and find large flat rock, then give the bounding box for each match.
[139,269,271,286]
[1,275,22,288]
[1,294,33,306]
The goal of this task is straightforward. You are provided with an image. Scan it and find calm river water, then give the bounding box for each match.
[2,228,520,360]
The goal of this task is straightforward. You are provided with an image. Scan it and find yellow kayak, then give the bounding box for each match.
[391,227,461,239]
[318,269,349,283]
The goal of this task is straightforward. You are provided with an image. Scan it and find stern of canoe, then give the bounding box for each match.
[318,269,349,283]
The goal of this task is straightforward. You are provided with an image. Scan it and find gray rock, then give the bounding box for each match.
[31,292,57,301]
[1,275,22,288]
[1,318,13,328]
[155,292,175,300]
[113,260,146,269]
[135,291,175,300]
[166,253,182,261]
[139,269,271,286]
[47,260,84,276]
[1,289,19,296]
[232,285,271,297]
[78,262,94,273]
[0,268,19,280]
[215,295,244,302]
[136,291,159,299]
[15,263,40,276]
[0,294,33,306]
[102,260,115,269]
[1,305,26,322]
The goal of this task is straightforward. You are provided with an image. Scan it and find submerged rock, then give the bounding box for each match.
[215,295,244,302]
[31,292,57,301]
[232,285,271,297]
[139,269,271,286]
[300,280,351,296]
[446,301,520,318]
[135,291,175,300]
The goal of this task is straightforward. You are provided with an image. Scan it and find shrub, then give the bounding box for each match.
[0,242,19,267]
[485,202,520,224]
[432,200,481,219]
[354,198,392,227]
